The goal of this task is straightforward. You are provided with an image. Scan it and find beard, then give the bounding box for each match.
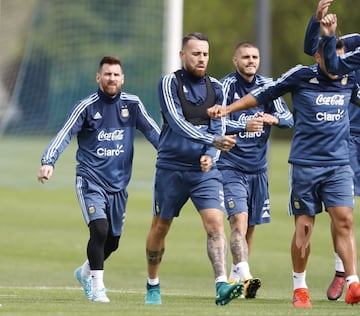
[103,84,120,97]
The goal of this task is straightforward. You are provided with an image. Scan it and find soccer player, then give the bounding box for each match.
[144,32,242,306]
[219,42,293,298]
[304,0,360,301]
[37,56,160,303]
[207,38,360,308]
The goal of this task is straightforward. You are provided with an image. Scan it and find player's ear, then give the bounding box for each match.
[232,55,237,67]
[96,72,100,83]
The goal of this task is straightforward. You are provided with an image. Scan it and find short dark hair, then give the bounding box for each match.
[317,37,344,56]
[98,55,122,70]
[182,32,208,48]
[234,41,258,52]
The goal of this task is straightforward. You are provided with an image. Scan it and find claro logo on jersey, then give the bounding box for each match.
[316,109,344,121]
[98,129,124,141]
[97,144,124,157]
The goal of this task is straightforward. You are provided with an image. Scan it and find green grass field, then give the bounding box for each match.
[0,136,359,315]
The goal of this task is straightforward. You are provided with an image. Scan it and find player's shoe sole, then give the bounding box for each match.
[243,278,261,299]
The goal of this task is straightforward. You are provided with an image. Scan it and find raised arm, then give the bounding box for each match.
[321,14,360,74]
[304,0,334,56]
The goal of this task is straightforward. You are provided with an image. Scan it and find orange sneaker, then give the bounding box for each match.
[345,282,360,305]
[293,288,312,308]
[327,271,345,300]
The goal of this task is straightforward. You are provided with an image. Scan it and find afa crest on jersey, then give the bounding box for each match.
[341,75,348,86]
[121,107,129,118]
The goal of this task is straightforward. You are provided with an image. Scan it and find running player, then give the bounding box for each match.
[207,38,360,308]
[219,41,293,298]
[304,0,360,301]
[144,32,242,306]
[37,56,160,303]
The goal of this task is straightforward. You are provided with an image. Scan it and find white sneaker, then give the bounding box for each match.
[92,288,110,303]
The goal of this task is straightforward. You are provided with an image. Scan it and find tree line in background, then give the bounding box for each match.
[184,0,358,79]
[1,0,358,137]
[183,0,358,138]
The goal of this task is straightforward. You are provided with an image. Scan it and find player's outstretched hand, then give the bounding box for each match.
[212,134,236,152]
[207,105,228,118]
[37,165,54,183]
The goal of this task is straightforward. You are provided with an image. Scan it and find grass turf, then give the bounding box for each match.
[0,136,359,315]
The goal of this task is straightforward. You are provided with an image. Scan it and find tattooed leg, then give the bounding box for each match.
[207,232,228,278]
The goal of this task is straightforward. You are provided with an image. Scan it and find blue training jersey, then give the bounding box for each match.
[250,64,357,166]
[156,68,226,171]
[218,72,293,173]
[304,15,360,136]
[41,88,160,192]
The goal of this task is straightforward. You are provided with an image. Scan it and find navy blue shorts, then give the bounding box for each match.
[349,134,360,196]
[153,168,225,219]
[288,164,354,216]
[221,169,270,226]
[75,176,127,236]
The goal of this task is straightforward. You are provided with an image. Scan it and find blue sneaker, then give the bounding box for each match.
[145,283,162,305]
[74,267,92,300]
[215,282,244,305]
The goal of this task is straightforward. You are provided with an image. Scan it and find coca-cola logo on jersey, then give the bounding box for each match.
[316,94,345,106]
[98,130,124,141]
[238,113,258,123]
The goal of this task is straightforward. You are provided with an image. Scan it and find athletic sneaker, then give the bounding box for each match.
[292,288,312,308]
[92,288,110,303]
[228,279,245,298]
[327,271,345,300]
[215,282,244,305]
[145,283,162,305]
[345,282,360,305]
[243,278,261,299]
[74,267,92,300]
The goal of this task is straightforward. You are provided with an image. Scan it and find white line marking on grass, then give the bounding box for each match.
[0,286,213,297]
